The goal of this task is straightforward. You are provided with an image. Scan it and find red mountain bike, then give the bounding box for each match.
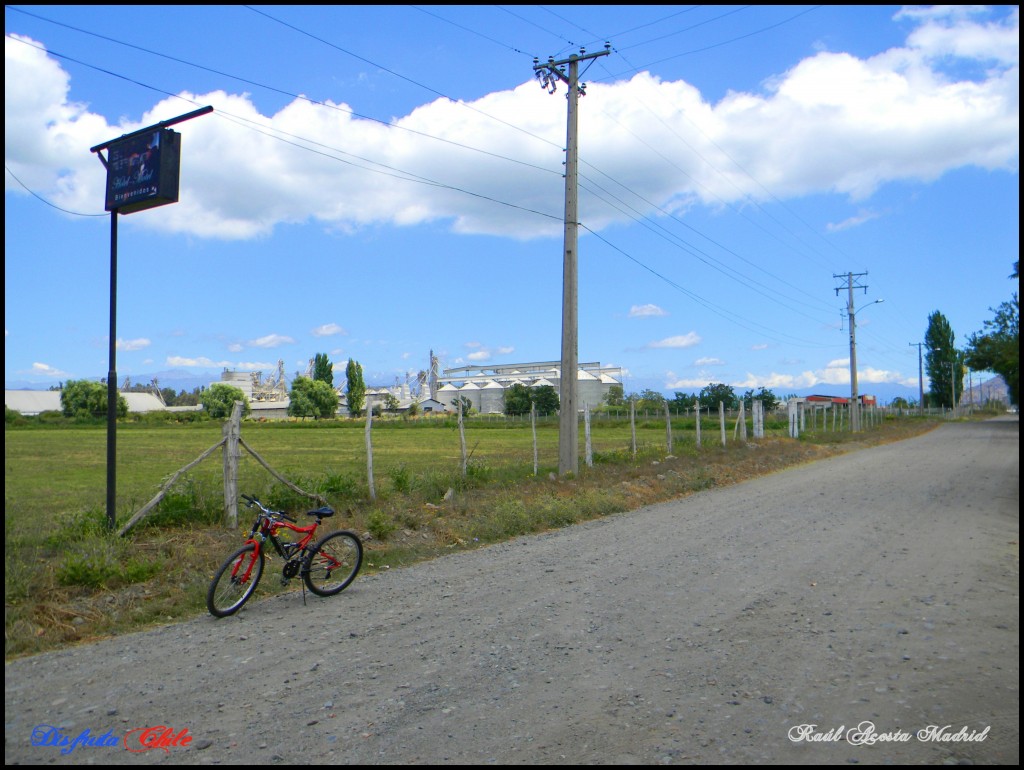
[207,494,362,618]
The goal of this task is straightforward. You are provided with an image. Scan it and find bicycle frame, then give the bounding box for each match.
[209,494,362,617]
[231,510,320,583]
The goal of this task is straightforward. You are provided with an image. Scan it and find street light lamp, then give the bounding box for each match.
[849,298,884,432]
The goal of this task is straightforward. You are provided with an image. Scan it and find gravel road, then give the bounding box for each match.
[5,418,1018,765]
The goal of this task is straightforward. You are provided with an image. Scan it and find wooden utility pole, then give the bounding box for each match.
[533,44,610,476]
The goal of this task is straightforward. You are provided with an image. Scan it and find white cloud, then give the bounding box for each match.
[664,374,715,389]
[5,9,1018,240]
[466,350,490,361]
[667,354,915,391]
[312,323,347,337]
[166,355,276,370]
[31,362,67,377]
[694,356,724,366]
[496,346,515,355]
[629,303,668,318]
[116,338,151,351]
[648,333,701,349]
[730,359,913,390]
[826,209,882,232]
[248,334,295,348]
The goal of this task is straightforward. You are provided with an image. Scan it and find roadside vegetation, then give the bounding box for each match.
[5,407,980,660]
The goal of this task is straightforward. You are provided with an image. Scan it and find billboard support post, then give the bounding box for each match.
[91,106,213,530]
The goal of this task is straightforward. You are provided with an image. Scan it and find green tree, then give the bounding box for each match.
[698,382,738,410]
[532,385,560,416]
[671,392,697,412]
[174,387,202,406]
[200,383,250,419]
[742,387,780,411]
[504,383,533,416]
[345,358,366,417]
[312,353,334,387]
[288,376,339,419]
[451,395,474,415]
[61,379,128,418]
[924,311,965,408]
[965,263,1018,405]
[503,383,560,416]
[603,384,625,407]
[637,388,666,410]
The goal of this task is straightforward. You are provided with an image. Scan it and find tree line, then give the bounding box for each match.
[925,261,1018,409]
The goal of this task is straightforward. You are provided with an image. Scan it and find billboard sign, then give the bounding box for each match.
[103,128,181,214]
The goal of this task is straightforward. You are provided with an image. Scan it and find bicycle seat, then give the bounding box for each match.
[306,506,335,518]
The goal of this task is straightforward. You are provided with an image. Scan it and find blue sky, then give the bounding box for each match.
[5,5,1019,401]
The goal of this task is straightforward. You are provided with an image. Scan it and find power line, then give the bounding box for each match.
[7,11,849,344]
[599,6,823,75]
[6,7,560,179]
[5,165,107,217]
[4,36,565,229]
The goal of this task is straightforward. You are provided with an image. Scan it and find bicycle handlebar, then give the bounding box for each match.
[240,494,296,523]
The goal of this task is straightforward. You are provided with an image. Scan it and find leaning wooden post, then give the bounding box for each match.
[365,405,376,501]
[222,401,243,528]
[719,401,726,447]
[735,400,747,443]
[584,402,593,467]
[664,402,673,455]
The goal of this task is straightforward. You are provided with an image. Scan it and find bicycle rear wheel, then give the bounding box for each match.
[207,544,264,617]
[303,531,362,596]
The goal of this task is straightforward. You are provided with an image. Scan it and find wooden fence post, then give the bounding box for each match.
[630,398,637,459]
[584,402,593,467]
[531,403,538,476]
[365,406,376,501]
[695,401,702,447]
[719,401,726,447]
[222,401,243,528]
[734,400,747,442]
[458,397,467,477]
[664,402,673,454]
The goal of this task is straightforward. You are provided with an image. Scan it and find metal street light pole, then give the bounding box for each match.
[909,342,924,415]
[848,297,884,432]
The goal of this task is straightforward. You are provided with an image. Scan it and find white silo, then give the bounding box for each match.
[480,380,504,414]
[458,381,482,412]
[436,383,459,412]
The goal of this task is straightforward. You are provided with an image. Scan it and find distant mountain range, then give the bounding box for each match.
[6,370,1011,407]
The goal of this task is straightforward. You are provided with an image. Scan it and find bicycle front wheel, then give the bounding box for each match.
[207,544,264,617]
[303,531,362,597]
